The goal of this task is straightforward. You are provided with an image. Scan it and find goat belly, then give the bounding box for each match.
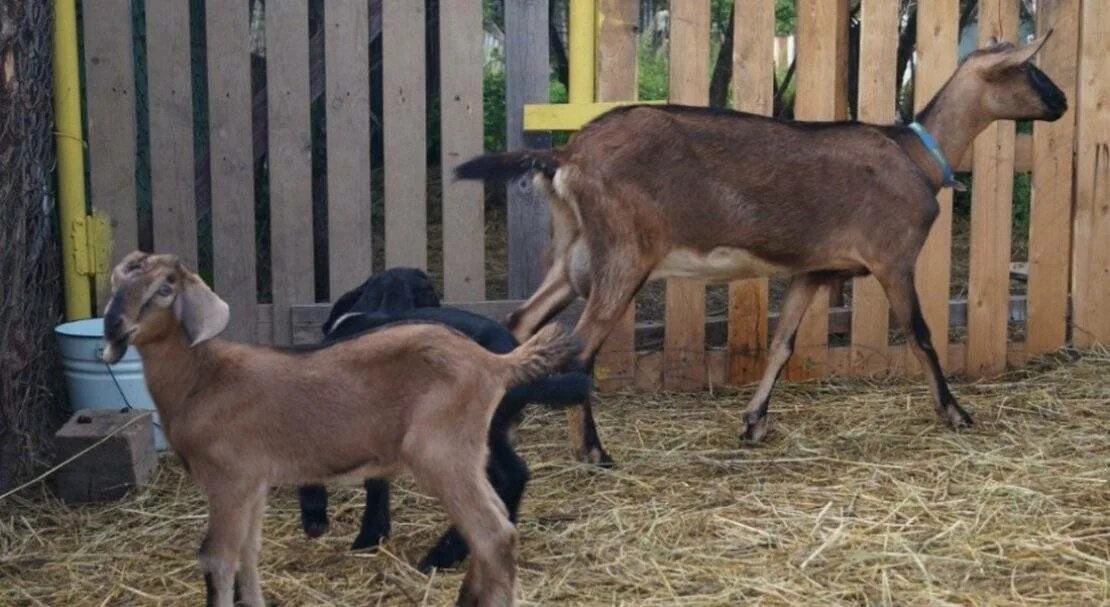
[648,246,785,283]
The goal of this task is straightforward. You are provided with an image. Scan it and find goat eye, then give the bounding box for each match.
[157,284,174,297]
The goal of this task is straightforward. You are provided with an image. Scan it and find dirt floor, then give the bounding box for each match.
[1,350,1106,606]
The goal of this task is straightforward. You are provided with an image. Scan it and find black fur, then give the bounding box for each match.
[297,268,591,570]
[453,149,561,182]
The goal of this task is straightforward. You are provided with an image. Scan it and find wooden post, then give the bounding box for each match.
[727,0,773,385]
[383,0,427,270]
[966,0,1018,377]
[326,0,373,299]
[83,0,137,308]
[594,0,638,391]
[787,0,847,380]
[207,0,258,342]
[1026,0,1079,357]
[849,0,899,375]
[440,0,486,301]
[266,2,314,345]
[506,0,551,298]
[1071,0,1110,346]
[663,0,709,390]
[912,0,958,369]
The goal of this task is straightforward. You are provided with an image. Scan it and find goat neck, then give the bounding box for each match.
[132,324,211,432]
[907,76,993,190]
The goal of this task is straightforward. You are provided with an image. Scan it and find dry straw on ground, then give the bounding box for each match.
[1,349,1107,605]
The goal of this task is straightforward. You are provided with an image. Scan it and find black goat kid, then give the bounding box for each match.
[297,268,591,571]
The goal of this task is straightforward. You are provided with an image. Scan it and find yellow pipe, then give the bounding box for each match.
[568,0,596,104]
[52,0,92,319]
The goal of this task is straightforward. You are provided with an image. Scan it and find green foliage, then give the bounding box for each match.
[638,41,668,101]
[775,0,797,35]
[1013,172,1031,234]
[483,64,507,151]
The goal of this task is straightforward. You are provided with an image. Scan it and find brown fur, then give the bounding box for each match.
[458,34,1066,447]
[102,251,577,607]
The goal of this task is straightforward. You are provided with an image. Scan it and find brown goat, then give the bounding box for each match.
[101,251,578,607]
[456,34,1066,451]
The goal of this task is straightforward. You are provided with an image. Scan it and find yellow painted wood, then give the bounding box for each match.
[523,100,664,131]
[569,0,596,104]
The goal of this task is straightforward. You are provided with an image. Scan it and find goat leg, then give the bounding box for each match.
[351,479,392,550]
[741,274,822,444]
[296,485,330,538]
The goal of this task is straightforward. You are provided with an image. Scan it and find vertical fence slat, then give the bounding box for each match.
[966,1,1018,377]
[1071,0,1110,346]
[206,0,257,342]
[440,0,485,301]
[382,0,427,270]
[594,0,638,391]
[266,2,313,344]
[84,0,137,306]
[505,0,551,298]
[727,0,773,385]
[147,0,197,268]
[1027,0,1079,357]
[786,0,845,380]
[326,0,372,298]
[913,0,958,369]
[663,0,709,390]
[849,0,899,375]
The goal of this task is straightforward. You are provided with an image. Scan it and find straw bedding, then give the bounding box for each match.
[1,349,1107,605]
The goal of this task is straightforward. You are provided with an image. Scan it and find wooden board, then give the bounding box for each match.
[325,0,373,299]
[439,0,486,301]
[966,1,1018,377]
[1071,0,1110,347]
[849,0,899,375]
[266,2,314,344]
[662,0,709,390]
[912,0,958,368]
[593,0,638,391]
[1026,0,1079,356]
[505,0,551,298]
[382,0,427,270]
[727,0,774,385]
[786,0,846,380]
[82,0,138,307]
[206,0,257,342]
[147,0,197,268]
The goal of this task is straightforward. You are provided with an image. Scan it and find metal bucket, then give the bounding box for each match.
[54,318,167,449]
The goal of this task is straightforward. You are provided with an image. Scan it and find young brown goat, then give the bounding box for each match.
[101,251,577,607]
[456,34,1067,449]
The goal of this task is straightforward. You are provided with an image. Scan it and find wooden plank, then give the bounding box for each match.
[325,0,373,299]
[440,0,485,300]
[727,0,774,385]
[1027,0,1080,356]
[83,0,138,306]
[663,0,709,390]
[592,0,639,391]
[1071,0,1110,347]
[505,0,551,298]
[849,0,899,375]
[912,0,958,368]
[147,0,197,267]
[266,2,314,345]
[966,1,1018,377]
[786,0,846,380]
[382,0,427,269]
[955,132,1031,172]
[206,0,257,342]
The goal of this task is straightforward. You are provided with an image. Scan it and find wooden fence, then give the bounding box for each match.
[80,0,1108,392]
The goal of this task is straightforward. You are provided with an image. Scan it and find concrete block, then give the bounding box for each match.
[52,409,156,503]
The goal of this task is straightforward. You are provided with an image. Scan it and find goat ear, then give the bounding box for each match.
[174,274,230,346]
[985,31,1052,74]
[322,286,364,335]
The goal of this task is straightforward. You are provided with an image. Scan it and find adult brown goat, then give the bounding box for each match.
[456,34,1066,454]
[101,251,578,607]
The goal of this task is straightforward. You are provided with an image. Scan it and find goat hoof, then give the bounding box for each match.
[577,445,614,468]
[741,415,769,445]
[351,530,388,551]
[944,402,974,429]
[419,550,463,573]
[302,519,329,539]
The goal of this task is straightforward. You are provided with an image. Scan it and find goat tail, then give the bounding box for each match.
[498,324,580,388]
[454,150,561,182]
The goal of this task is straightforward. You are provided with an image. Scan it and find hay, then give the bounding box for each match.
[2,350,1107,605]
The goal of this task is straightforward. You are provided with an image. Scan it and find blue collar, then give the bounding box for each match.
[907,121,958,189]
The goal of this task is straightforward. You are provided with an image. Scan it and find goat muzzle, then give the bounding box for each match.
[101,289,134,364]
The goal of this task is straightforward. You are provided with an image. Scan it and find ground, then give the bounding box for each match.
[1,351,1106,605]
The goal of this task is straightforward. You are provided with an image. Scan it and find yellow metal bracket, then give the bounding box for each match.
[70,211,111,278]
